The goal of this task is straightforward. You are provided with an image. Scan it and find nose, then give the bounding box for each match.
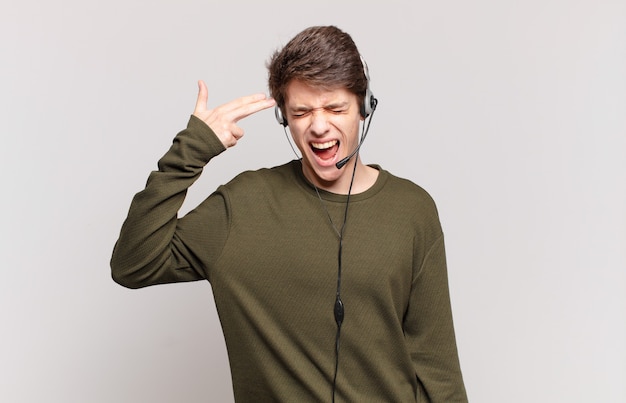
[309,110,330,136]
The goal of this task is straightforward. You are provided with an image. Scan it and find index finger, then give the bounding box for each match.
[222,94,276,122]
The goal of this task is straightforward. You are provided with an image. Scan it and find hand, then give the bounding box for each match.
[193,80,276,148]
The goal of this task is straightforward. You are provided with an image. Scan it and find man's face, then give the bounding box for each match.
[284,80,363,192]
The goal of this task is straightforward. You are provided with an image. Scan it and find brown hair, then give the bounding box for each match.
[267,26,368,111]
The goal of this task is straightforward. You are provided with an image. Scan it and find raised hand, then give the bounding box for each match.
[193,80,276,148]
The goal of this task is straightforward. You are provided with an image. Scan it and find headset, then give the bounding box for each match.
[274,56,377,127]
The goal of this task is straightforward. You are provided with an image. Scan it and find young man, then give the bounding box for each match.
[111,26,467,402]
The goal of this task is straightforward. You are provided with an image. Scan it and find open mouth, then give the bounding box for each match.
[310,140,339,161]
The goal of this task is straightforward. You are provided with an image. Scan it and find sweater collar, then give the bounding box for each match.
[289,159,388,203]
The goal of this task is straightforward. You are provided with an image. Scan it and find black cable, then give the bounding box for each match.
[331,141,359,403]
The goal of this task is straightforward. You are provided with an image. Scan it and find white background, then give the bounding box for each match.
[1,1,624,402]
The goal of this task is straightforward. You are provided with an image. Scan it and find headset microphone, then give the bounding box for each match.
[335,136,364,169]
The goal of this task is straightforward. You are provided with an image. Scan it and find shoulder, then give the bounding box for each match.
[219,160,302,200]
[376,167,439,215]
[372,167,443,238]
[229,160,297,185]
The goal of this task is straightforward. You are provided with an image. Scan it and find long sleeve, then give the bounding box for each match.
[110,115,228,289]
[405,234,468,402]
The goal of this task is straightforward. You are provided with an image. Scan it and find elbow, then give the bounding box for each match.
[110,258,144,289]
[111,267,141,289]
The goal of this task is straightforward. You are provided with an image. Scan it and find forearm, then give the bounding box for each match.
[406,234,468,402]
[110,115,226,288]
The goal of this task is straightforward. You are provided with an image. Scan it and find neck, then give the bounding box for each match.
[302,159,379,195]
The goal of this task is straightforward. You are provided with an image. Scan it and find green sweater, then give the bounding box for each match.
[111,116,467,402]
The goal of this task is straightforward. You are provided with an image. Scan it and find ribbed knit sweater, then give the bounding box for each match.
[111,115,467,402]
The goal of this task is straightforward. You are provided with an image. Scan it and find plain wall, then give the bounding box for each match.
[1,1,624,401]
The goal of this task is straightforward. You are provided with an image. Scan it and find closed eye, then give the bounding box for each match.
[291,111,311,119]
[329,108,347,114]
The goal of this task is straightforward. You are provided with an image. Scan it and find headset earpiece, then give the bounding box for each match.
[361,87,377,119]
[275,105,287,127]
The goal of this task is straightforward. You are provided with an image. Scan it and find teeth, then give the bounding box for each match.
[311,140,338,150]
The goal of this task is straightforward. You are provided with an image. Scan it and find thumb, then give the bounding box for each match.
[194,80,208,114]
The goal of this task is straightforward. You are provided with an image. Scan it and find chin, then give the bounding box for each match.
[303,159,341,183]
